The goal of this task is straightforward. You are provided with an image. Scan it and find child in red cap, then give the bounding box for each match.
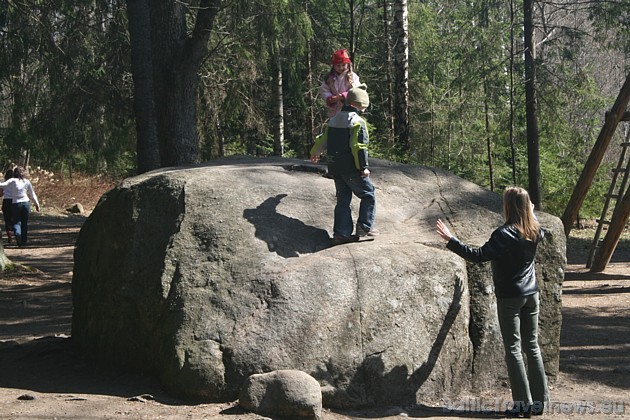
[319,49,361,117]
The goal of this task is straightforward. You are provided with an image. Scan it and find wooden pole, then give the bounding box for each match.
[590,185,630,272]
[561,72,630,236]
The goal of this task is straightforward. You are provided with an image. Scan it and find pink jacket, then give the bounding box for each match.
[319,70,360,117]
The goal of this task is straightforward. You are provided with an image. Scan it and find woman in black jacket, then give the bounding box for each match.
[436,187,548,418]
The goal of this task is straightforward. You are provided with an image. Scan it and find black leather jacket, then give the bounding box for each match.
[447,224,543,298]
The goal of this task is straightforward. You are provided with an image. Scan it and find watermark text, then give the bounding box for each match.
[442,397,625,415]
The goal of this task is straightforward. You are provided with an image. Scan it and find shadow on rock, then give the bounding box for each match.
[243,194,330,258]
[322,278,466,409]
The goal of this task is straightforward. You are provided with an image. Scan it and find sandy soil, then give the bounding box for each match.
[0,212,628,419]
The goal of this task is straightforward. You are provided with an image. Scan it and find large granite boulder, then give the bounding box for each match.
[71,156,565,407]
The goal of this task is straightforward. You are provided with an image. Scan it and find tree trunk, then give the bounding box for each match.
[432,61,438,166]
[152,24,201,167]
[382,0,395,146]
[393,0,410,151]
[484,87,495,192]
[0,243,11,271]
[127,0,220,169]
[305,42,315,155]
[349,0,355,56]
[524,0,542,209]
[305,1,315,156]
[21,149,30,170]
[481,2,494,191]
[216,122,225,158]
[272,41,284,157]
[509,0,517,185]
[126,0,160,174]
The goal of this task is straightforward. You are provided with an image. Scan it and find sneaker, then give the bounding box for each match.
[356,225,379,237]
[331,235,359,246]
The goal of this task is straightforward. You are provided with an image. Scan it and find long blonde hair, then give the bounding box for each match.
[503,187,540,241]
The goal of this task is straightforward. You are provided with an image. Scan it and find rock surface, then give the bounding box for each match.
[66,203,84,214]
[71,156,565,407]
[239,370,322,419]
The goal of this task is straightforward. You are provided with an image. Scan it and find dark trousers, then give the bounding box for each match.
[497,292,549,409]
[12,201,31,245]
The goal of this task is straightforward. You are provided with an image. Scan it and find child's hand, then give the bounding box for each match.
[326,95,344,106]
[310,155,320,163]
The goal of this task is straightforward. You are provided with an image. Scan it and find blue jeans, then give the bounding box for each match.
[497,292,549,409]
[12,201,30,245]
[333,174,376,237]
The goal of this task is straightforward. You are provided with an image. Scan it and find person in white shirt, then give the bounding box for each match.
[0,166,40,246]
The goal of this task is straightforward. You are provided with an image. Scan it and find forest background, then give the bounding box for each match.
[0,0,628,220]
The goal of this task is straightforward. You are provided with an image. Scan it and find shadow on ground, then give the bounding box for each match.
[559,304,630,390]
[0,336,185,405]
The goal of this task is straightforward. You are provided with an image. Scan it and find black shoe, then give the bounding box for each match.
[505,405,532,418]
[330,235,359,246]
[530,402,544,416]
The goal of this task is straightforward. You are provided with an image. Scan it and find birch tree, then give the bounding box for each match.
[382,0,395,146]
[393,0,410,151]
[271,38,285,156]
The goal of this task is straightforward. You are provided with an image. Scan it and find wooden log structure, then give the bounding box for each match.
[609,110,630,121]
[561,72,630,237]
[590,185,630,272]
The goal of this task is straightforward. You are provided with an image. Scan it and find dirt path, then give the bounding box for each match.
[0,212,629,419]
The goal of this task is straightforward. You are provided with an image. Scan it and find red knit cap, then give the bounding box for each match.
[331,49,351,65]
